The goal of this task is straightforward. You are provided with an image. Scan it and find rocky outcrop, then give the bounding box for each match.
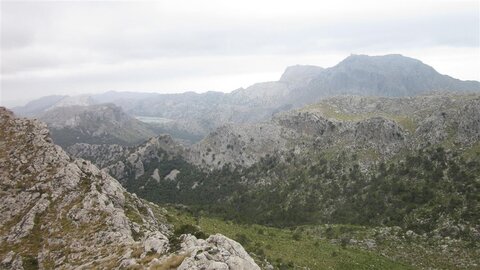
[188,123,297,169]
[177,234,260,270]
[351,117,406,154]
[279,65,325,86]
[104,135,187,183]
[0,108,259,269]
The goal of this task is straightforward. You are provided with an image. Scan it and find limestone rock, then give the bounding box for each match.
[178,234,260,270]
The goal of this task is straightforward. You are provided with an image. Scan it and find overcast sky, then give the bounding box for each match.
[1,0,479,107]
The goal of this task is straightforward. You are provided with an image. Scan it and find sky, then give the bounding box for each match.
[1,0,479,107]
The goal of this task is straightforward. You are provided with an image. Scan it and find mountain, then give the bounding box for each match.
[279,65,325,85]
[14,54,480,143]
[10,95,66,117]
[0,107,260,269]
[37,103,157,147]
[48,94,96,109]
[289,54,480,106]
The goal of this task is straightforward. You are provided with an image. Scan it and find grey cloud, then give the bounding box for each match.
[1,1,479,106]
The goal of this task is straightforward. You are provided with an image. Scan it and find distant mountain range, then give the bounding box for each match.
[12,54,480,144]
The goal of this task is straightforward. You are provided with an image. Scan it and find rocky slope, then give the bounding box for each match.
[0,108,259,269]
[104,135,187,185]
[66,143,131,169]
[37,103,157,147]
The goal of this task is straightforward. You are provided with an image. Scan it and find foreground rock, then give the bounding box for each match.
[178,234,260,270]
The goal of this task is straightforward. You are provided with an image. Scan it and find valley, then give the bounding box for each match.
[3,54,480,269]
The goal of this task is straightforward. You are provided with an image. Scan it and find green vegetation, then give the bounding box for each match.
[301,103,418,133]
[129,146,479,244]
[117,139,480,269]
[165,206,412,270]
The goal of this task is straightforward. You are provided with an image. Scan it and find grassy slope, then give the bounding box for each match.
[165,207,413,270]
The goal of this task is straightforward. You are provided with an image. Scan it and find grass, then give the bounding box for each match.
[164,206,413,270]
[301,103,418,134]
[462,141,480,160]
[124,193,145,225]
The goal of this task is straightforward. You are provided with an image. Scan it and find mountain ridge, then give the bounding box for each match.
[12,54,480,143]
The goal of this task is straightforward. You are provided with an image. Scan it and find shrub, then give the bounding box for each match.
[292,232,302,241]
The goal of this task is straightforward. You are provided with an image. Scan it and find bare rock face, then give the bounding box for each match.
[104,135,187,183]
[351,117,406,154]
[188,123,297,169]
[66,143,131,168]
[177,234,261,270]
[0,108,260,269]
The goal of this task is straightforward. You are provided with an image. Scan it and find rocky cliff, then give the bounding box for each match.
[0,108,259,269]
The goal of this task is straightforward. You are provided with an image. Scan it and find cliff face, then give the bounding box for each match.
[0,108,259,270]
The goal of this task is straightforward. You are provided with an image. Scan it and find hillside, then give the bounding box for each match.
[0,107,260,269]
[37,103,157,147]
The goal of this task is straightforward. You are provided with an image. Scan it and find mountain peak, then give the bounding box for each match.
[338,54,424,68]
[280,65,325,84]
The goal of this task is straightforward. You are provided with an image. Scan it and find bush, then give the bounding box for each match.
[292,232,302,241]
[340,237,350,249]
